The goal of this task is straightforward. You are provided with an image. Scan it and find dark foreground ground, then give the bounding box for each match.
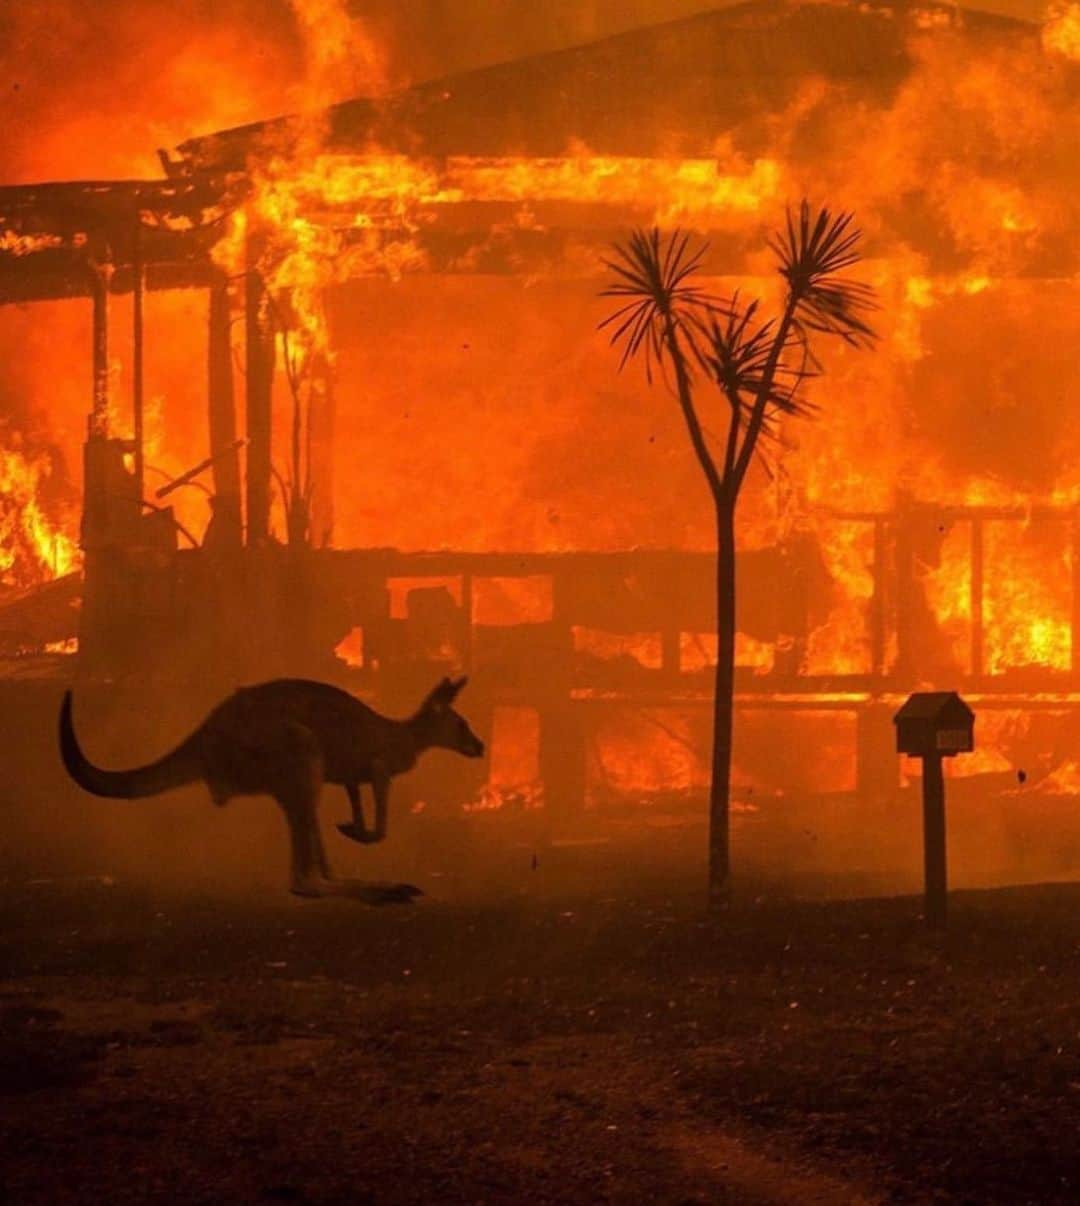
[1,869,1078,1205]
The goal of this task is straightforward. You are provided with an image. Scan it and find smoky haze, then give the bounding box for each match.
[0,1,1047,182]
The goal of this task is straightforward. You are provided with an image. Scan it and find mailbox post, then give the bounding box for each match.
[893,692,975,928]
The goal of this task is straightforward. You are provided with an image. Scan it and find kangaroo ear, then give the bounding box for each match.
[421,676,459,713]
[448,675,468,700]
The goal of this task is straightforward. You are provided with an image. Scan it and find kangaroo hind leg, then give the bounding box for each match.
[272,724,329,898]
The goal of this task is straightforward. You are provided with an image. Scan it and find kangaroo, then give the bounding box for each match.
[59,676,484,901]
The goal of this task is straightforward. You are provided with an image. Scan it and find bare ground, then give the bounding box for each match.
[1,870,1078,1205]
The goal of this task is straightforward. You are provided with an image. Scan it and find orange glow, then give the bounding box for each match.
[1043,3,1080,60]
[574,627,663,670]
[2,5,1080,814]
[0,442,80,589]
[804,522,874,677]
[984,521,1072,675]
[334,625,364,668]
[467,705,542,812]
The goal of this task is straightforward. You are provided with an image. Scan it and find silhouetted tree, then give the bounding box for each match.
[602,202,876,906]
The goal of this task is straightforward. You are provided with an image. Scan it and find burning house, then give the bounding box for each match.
[1,1,1079,866]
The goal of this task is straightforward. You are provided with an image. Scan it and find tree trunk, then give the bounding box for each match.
[709,498,737,908]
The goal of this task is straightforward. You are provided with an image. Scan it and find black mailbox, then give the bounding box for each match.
[893,691,975,929]
[894,692,974,758]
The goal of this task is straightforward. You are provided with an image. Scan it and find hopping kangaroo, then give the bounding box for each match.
[59,676,484,900]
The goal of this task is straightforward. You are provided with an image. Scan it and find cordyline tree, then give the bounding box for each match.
[601,201,876,906]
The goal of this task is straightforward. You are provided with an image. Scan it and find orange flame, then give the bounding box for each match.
[0,440,80,589]
[1043,3,1080,60]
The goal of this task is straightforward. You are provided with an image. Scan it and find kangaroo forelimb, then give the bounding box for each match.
[338,781,380,845]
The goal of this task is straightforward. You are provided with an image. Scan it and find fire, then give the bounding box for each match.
[984,521,1071,674]
[465,705,542,813]
[1036,759,1080,795]
[1043,3,1080,59]
[804,522,875,677]
[219,148,783,374]
[921,521,974,674]
[0,231,64,257]
[288,0,389,103]
[2,2,1080,816]
[0,440,79,590]
[443,151,782,223]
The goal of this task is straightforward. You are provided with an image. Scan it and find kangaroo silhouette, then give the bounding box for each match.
[59,676,484,901]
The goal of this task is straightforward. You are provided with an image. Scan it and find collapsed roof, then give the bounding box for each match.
[169,0,1030,169]
[0,1,1055,305]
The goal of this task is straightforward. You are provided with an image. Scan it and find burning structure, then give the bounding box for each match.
[1,1,1079,857]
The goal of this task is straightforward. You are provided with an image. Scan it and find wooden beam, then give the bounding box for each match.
[306,352,336,548]
[90,263,110,437]
[208,271,243,548]
[132,222,145,501]
[244,236,274,544]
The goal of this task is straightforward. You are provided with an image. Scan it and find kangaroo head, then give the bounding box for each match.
[416,676,485,758]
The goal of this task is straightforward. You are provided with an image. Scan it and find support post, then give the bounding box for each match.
[245,237,274,544]
[81,261,112,553]
[921,752,948,928]
[894,501,914,683]
[132,223,145,502]
[661,626,681,681]
[307,351,336,547]
[90,263,111,437]
[1071,513,1080,676]
[208,271,243,547]
[870,517,887,680]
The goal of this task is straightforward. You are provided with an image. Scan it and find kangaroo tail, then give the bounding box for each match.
[59,691,200,800]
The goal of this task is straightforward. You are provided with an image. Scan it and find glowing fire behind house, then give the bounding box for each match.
[1,0,1079,839]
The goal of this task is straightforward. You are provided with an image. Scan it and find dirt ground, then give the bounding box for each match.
[1,862,1078,1205]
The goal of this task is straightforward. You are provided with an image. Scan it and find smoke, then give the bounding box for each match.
[0,0,723,187]
[0,2,308,184]
[0,2,1059,186]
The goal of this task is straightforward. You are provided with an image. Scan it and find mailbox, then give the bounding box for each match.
[893,691,975,929]
[893,692,974,758]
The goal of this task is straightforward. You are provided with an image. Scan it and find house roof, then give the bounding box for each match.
[894,692,975,723]
[171,1,1032,172]
[0,2,1050,304]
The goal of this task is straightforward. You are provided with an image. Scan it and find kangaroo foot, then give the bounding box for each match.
[336,822,382,845]
[290,876,331,898]
[327,878,423,905]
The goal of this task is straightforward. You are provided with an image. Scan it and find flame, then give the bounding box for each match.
[804,522,875,676]
[443,149,782,223]
[984,521,1071,674]
[1036,759,1080,794]
[0,439,79,589]
[1043,3,1080,60]
[921,520,974,673]
[334,625,364,668]
[289,0,389,104]
[2,6,1080,820]
[0,231,64,257]
[216,148,782,376]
